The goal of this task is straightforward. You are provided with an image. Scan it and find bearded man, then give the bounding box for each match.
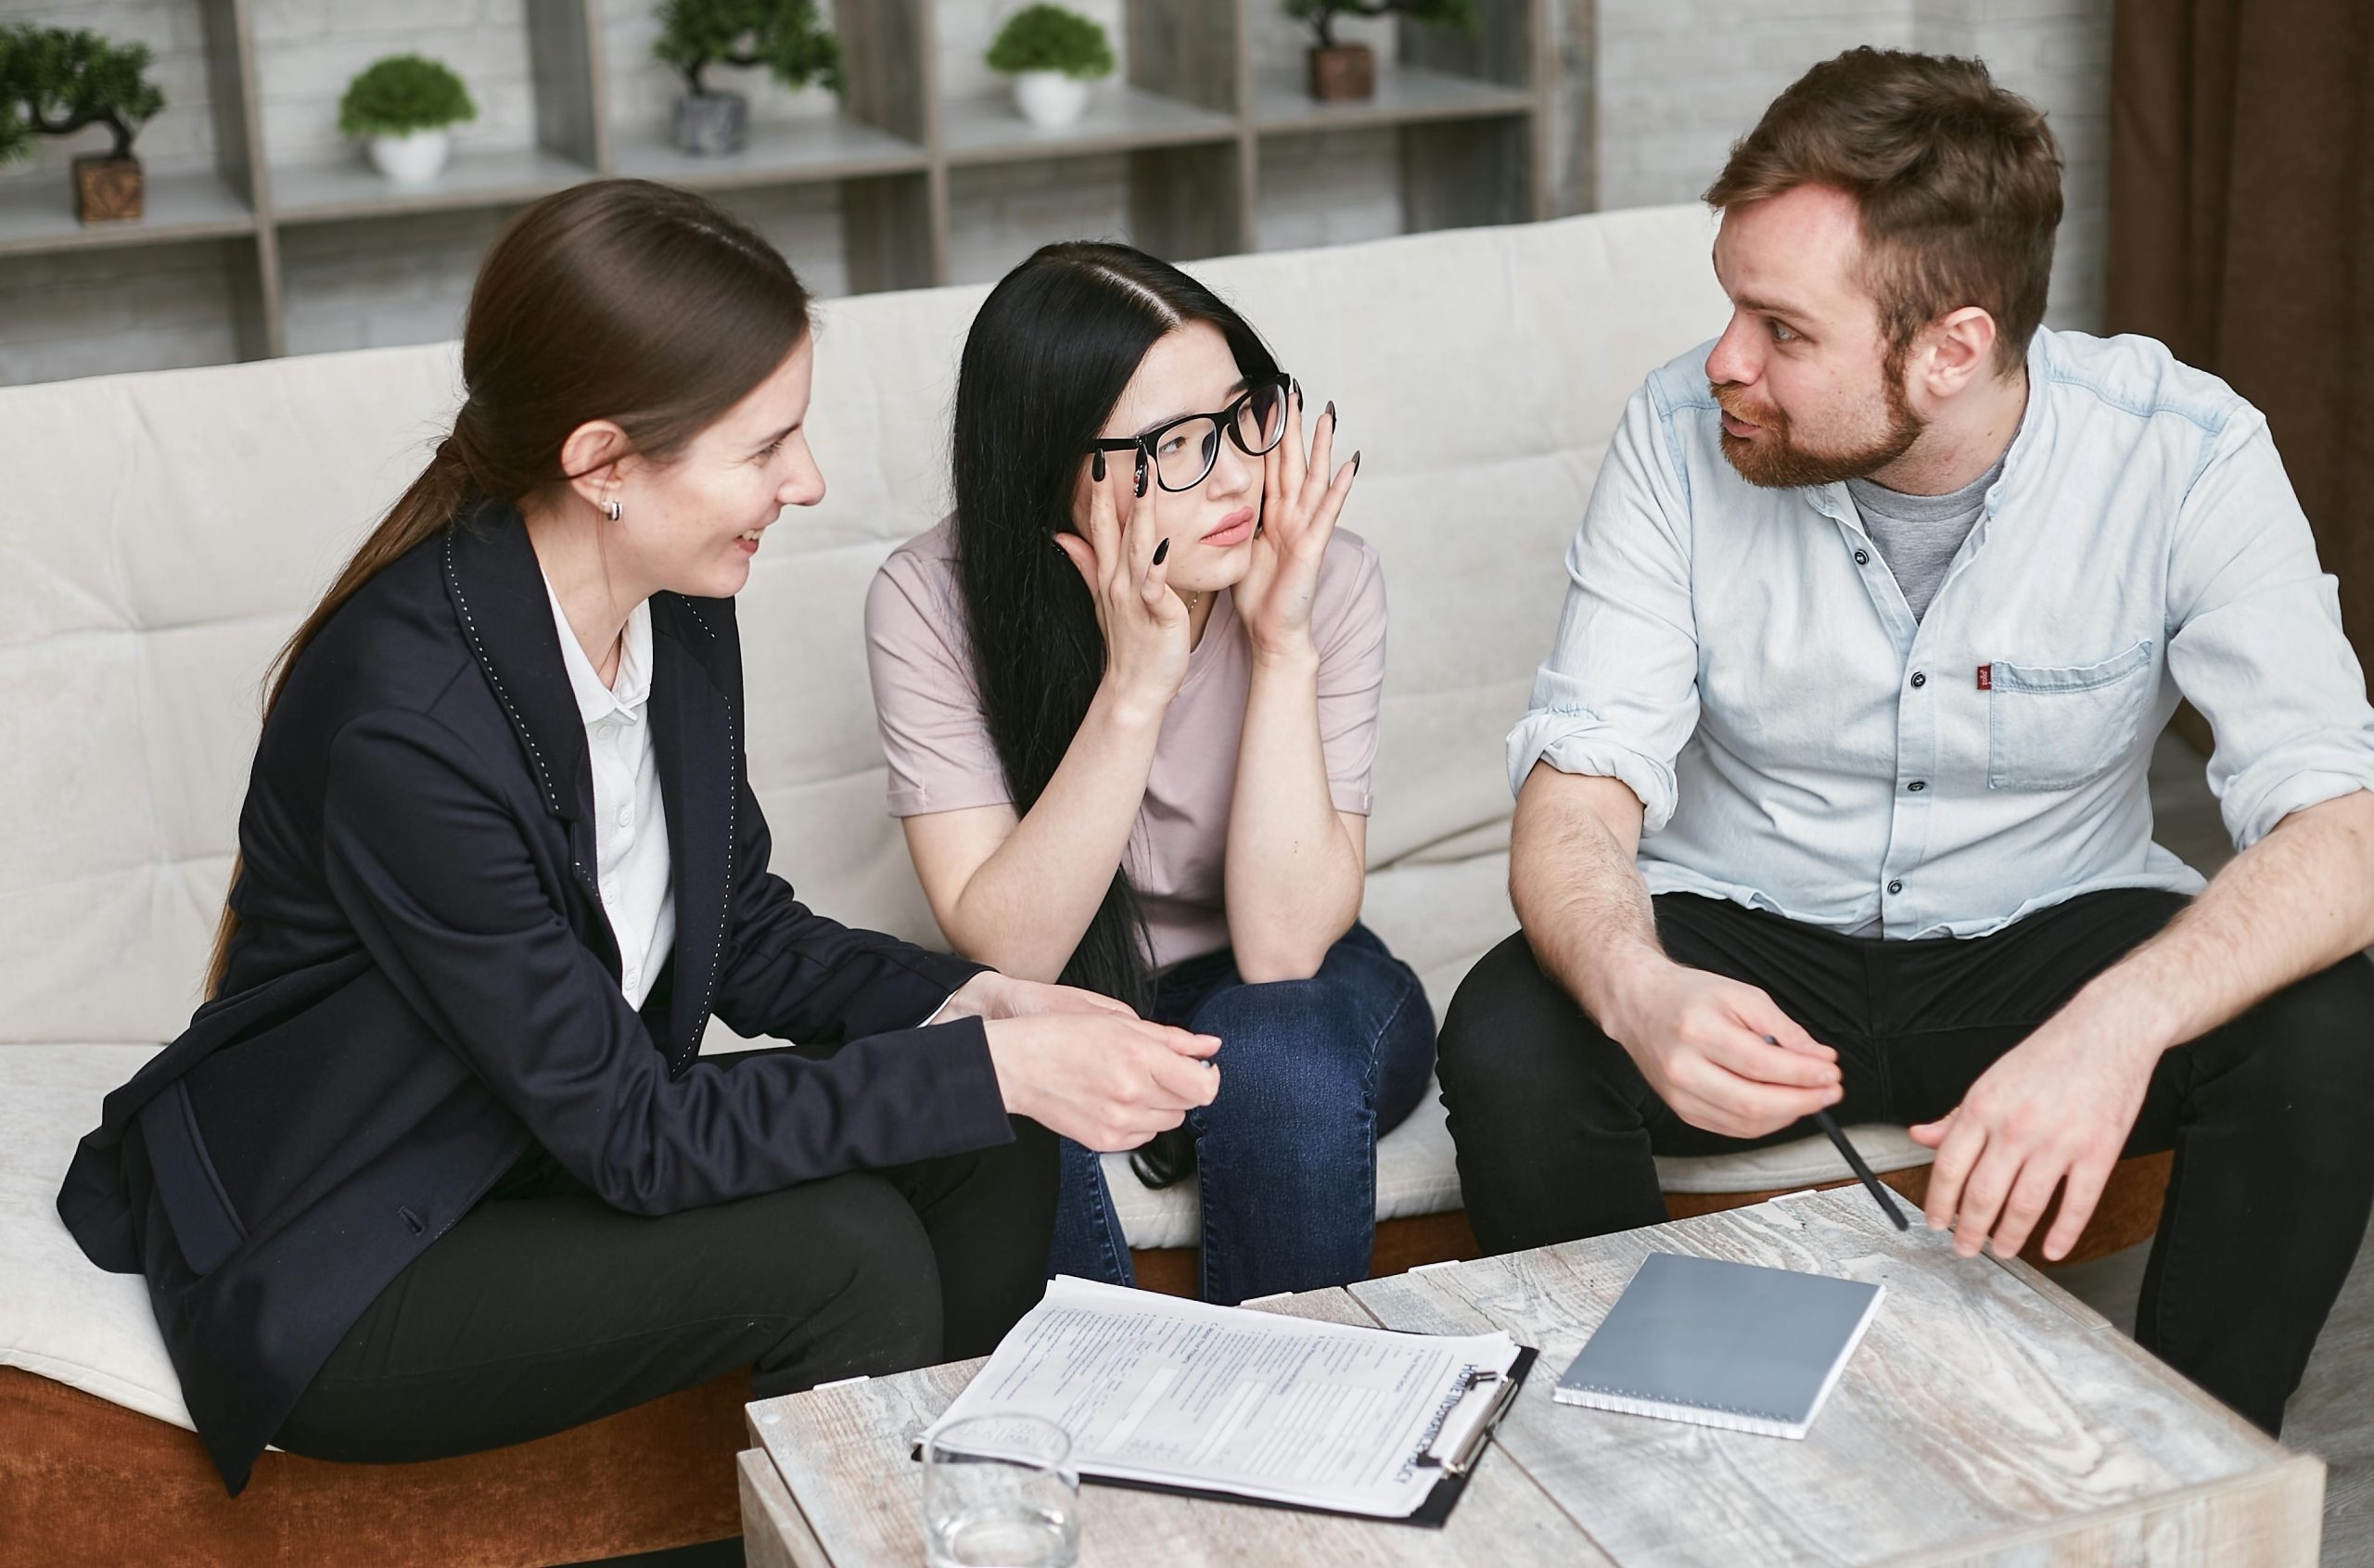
[1436,46,2374,1435]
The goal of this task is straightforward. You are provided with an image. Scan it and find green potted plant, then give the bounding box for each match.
[338,54,476,185]
[985,4,1115,130]
[653,0,841,157]
[0,24,166,224]
[1283,0,1477,101]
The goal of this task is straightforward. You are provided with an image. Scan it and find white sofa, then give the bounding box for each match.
[0,203,1931,1436]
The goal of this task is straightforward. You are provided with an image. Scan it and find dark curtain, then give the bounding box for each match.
[2108,0,2374,673]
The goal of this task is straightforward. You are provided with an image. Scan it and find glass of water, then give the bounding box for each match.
[922,1413,1080,1568]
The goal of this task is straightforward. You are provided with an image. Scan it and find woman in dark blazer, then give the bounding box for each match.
[56,179,1222,1495]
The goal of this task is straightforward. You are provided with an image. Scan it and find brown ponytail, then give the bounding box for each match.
[204,178,813,998]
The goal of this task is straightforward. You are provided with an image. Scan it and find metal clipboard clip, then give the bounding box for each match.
[1410,1368,1521,1478]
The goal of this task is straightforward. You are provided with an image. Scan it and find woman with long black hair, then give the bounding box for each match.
[56,184,1219,1494]
[864,242,1436,1305]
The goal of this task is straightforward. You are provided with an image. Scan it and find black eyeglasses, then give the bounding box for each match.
[1087,375,1294,496]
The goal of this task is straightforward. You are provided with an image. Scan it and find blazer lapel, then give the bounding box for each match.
[646,593,736,1076]
[440,504,618,974]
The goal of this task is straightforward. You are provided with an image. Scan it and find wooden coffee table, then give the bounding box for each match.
[739,1188,2322,1566]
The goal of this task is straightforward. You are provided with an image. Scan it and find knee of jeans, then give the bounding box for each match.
[1197,971,1392,1091]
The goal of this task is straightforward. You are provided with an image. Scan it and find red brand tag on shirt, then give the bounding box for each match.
[1976,664,1993,690]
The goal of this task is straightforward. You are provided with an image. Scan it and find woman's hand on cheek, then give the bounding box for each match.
[1053,452,1192,719]
[1237,383,1358,665]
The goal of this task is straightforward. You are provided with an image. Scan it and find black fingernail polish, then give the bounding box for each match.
[1091,451,1105,481]
[1153,538,1169,565]
[1293,378,1303,406]
[1324,400,1338,425]
[1352,450,1362,473]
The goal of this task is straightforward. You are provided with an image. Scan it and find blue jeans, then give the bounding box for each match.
[1049,924,1437,1304]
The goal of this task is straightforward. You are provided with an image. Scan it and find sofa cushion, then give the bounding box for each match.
[1,1045,191,1429]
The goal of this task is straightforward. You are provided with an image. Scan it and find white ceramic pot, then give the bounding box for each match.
[1014,71,1091,129]
[367,128,452,185]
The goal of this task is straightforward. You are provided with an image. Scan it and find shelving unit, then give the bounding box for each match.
[0,0,1557,381]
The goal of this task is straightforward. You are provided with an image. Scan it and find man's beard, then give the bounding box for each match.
[1714,351,1924,489]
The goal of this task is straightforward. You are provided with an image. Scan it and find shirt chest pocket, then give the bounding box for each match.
[1986,641,2158,792]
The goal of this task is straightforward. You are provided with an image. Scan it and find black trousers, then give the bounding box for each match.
[1436,890,2374,1434]
[274,1116,1057,1463]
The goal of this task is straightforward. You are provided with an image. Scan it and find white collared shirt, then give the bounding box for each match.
[545,579,675,1008]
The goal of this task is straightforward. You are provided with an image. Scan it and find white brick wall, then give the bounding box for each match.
[0,0,2115,383]
[1595,0,2112,330]
[1597,0,1915,210]
[713,179,850,297]
[948,150,1130,283]
[1256,127,1405,252]
[278,205,510,357]
[0,236,242,383]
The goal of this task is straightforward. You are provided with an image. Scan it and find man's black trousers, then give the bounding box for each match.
[274,1115,1057,1462]
[1436,890,2374,1434]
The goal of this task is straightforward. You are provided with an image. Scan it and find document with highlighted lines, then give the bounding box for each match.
[923,1275,1532,1523]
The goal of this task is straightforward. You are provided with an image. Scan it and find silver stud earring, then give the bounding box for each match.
[604,498,622,523]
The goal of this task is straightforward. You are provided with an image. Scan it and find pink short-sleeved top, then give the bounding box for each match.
[863,516,1389,971]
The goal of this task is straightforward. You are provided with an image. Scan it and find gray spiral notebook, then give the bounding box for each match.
[1552,1252,1883,1439]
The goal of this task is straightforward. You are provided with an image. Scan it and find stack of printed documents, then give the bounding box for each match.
[925,1276,1534,1524]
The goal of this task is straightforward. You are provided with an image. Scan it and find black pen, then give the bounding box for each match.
[1766,1035,1909,1230]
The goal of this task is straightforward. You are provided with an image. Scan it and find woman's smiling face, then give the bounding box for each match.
[1073,322,1270,595]
[610,335,826,600]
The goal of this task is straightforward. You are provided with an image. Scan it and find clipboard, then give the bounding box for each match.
[915,1345,1538,1530]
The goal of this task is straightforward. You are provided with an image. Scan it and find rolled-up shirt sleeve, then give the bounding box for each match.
[2165,407,2374,850]
[1504,380,1703,833]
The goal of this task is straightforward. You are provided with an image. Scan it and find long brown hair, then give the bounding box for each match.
[204,178,814,997]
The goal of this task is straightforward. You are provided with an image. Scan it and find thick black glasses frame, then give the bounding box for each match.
[1086,374,1295,496]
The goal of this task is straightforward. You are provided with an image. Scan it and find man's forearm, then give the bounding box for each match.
[1509,764,1667,1029]
[2061,789,2374,1056]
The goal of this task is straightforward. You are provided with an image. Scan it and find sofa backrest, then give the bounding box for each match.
[0,203,1727,1049]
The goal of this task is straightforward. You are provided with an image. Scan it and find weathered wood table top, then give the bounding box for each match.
[740,1188,2322,1567]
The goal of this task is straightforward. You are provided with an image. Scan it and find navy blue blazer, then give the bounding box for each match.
[56,504,1009,1492]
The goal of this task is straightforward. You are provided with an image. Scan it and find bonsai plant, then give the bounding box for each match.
[985,4,1115,130]
[653,0,841,157]
[1283,0,1477,101]
[0,24,166,224]
[338,55,476,185]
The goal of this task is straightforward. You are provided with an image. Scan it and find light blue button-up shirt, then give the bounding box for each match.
[1509,326,2374,939]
